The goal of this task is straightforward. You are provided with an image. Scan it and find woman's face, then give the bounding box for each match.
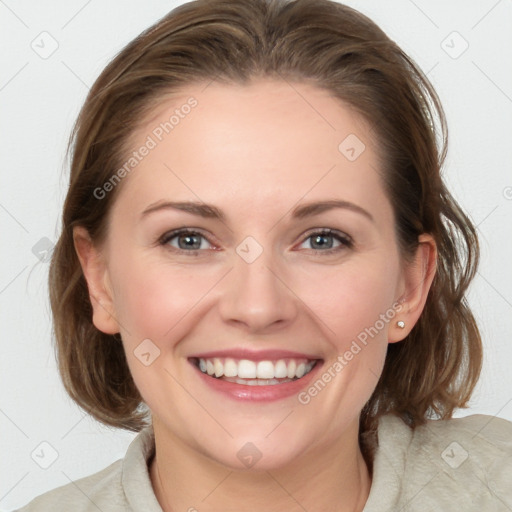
[85,79,424,469]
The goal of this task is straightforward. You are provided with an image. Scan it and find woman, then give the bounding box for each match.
[18,0,512,510]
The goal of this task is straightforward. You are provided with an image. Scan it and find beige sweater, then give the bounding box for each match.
[16,413,512,511]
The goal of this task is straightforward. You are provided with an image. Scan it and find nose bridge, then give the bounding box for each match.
[218,237,297,331]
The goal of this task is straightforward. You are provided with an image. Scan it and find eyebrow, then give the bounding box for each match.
[292,200,374,222]
[141,201,226,221]
[140,199,374,223]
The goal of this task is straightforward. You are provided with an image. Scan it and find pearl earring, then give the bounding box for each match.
[397,320,405,329]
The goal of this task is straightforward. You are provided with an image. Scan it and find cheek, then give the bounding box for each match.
[302,258,400,349]
[108,252,232,366]
[109,259,211,404]
[285,260,398,439]
[109,257,206,343]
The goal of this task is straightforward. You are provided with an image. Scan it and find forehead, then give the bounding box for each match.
[114,79,390,222]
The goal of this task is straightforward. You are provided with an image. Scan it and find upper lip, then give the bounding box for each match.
[188,348,322,361]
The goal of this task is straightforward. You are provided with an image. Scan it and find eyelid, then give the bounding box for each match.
[158,227,218,250]
[295,228,353,252]
[300,227,352,243]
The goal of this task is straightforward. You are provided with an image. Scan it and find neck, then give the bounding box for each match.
[149,419,371,512]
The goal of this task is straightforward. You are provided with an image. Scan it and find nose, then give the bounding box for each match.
[217,247,299,334]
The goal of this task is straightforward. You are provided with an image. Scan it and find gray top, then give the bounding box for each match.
[16,413,512,511]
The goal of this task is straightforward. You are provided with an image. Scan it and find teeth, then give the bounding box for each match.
[214,358,223,377]
[257,361,274,379]
[238,359,257,378]
[287,360,297,379]
[224,358,238,377]
[223,377,294,386]
[274,360,288,378]
[196,357,316,381]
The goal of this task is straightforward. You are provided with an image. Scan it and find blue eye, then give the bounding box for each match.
[160,229,212,251]
[159,228,352,255]
[299,230,352,252]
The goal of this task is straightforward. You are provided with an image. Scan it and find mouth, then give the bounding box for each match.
[191,356,319,386]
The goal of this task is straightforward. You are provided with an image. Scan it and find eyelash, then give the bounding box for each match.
[158,228,353,256]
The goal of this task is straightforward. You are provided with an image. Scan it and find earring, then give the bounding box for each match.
[397,321,405,329]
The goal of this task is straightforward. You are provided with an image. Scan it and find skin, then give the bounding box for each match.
[74,79,437,512]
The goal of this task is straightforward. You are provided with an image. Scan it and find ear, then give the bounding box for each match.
[389,233,437,343]
[73,226,120,335]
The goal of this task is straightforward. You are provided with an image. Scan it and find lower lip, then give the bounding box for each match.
[191,361,323,402]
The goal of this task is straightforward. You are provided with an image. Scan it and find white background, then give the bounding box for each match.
[1,0,511,509]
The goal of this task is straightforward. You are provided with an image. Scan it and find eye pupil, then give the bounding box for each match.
[311,234,333,249]
[179,234,201,250]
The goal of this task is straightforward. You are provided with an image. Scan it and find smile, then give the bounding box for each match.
[193,357,318,386]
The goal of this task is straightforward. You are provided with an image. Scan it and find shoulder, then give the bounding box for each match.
[381,412,512,459]
[405,413,512,476]
[15,459,125,512]
[15,426,160,512]
[366,413,512,511]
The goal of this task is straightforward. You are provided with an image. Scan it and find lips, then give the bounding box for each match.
[188,349,323,401]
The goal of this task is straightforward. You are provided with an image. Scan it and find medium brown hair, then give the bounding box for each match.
[49,0,482,438]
